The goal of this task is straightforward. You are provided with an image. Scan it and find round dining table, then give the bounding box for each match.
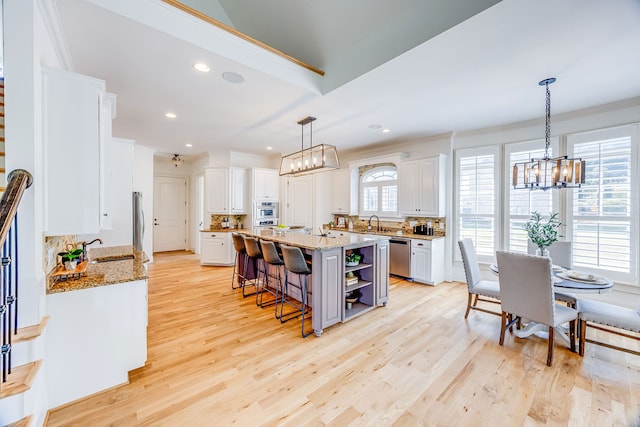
[488,263,613,343]
[489,263,613,293]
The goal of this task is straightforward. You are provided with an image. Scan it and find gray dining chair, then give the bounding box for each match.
[578,298,640,357]
[496,251,578,366]
[458,239,501,318]
[527,240,576,308]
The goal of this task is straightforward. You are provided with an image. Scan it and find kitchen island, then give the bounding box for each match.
[245,231,390,337]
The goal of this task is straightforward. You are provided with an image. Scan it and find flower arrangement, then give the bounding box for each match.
[524,211,562,254]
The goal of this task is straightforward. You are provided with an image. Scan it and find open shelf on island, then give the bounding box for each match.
[345,262,372,274]
[344,301,373,319]
[345,280,372,293]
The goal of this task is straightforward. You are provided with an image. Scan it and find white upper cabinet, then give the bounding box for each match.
[229,167,248,214]
[42,68,107,235]
[205,168,229,214]
[205,167,247,214]
[252,168,279,200]
[330,169,357,215]
[400,154,447,217]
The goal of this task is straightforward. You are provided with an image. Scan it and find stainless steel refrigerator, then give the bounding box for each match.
[132,191,144,251]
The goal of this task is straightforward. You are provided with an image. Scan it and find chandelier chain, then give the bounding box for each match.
[544,81,551,158]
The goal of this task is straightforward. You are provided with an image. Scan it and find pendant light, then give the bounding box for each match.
[512,78,585,190]
[279,116,340,176]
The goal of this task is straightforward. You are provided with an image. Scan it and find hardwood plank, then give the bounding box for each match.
[45,251,640,425]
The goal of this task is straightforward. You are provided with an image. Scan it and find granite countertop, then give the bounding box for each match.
[199,228,252,233]
[47,245,149,294]
[334,228,445,241]
[246,229,389,250]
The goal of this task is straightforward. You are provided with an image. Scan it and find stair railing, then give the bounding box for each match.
[0,169,33,386]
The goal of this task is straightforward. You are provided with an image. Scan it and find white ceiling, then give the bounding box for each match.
[53,0,640,161]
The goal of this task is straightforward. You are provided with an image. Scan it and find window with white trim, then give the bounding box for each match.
[359,166,398,217]
[567,124,638,283]
[504,138,557,253]
[456,146,499,262]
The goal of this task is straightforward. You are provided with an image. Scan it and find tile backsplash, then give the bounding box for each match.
[43,235,79,274]
[331,215,446,236]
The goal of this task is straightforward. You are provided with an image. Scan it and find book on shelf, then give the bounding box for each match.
[346,276,359,286]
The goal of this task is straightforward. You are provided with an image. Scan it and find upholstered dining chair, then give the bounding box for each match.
[527,240,576,308]
[458,239,501,318]
[578,298,640,357]
[496,251,578,366]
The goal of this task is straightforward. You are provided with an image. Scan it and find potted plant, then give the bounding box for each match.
[58,245,84,271]
[345,251,362,266]
[524,211,562,257]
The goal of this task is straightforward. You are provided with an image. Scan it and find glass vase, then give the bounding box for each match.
[536,247,550,258]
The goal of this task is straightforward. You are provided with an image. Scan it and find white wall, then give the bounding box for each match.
[134,145,155,261]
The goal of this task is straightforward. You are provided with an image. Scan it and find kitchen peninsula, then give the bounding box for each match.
[246,231,390,336]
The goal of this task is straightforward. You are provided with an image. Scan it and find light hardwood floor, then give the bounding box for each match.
[47,251,640,426]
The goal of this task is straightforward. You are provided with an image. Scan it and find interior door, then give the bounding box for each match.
[153,176,187,252]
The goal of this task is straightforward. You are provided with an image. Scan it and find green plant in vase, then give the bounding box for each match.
[524,211,562,257]
[58,245,84,270]
[345,252,362,266]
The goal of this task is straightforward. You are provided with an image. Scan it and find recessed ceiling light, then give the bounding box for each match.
[266,146,273,150]
[382,128,391,133]
[368,124,382,129]
[185,143,193,148]
[165,112,177,119]
[222,71,245,84]
[193,63,210,72]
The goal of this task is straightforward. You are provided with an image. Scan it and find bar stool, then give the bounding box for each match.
[259,240,284,311]
[231,233,247,290]
[242,236,265,299]
[280,244,312,338]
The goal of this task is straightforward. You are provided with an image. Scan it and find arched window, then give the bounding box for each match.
[360,165,398,217]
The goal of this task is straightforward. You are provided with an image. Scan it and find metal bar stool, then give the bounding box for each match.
[280,244,312,338]
[259,240,284,311]
[231,233,248,290]
[242,236,265,299]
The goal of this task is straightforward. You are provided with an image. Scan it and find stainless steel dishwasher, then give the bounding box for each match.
[389,237,412,279]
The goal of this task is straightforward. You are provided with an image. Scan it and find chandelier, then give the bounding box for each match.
[512,78,585,190]
[171,154,184,168]
[279,116,340,176]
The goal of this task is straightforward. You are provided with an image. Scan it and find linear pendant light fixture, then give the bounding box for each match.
[512,78,585,190]
[279,116,340,176]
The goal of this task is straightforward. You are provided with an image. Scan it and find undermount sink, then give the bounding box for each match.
[90,254,135,264]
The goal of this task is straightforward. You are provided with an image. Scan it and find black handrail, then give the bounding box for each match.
[0,169,33,384]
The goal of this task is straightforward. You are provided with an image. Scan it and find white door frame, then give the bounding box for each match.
[153,174,190,252]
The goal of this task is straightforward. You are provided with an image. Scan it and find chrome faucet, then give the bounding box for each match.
[368,215,381,232]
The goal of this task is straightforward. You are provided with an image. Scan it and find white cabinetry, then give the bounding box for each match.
[410,238,445,285]
[252,168,279,200]
[46,280,148,408]
[42,67,107,235]
[205,167,247,214]
[331,169,357,214]
[200,232,233,265]
[229,167,248,213]
[400,154,446,217]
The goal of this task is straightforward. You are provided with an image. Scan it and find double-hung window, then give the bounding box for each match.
[360,166,398,217]
[456,146,499,262]
[567,124,639,284]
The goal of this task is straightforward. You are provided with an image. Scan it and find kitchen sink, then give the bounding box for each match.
[90,254,135,264]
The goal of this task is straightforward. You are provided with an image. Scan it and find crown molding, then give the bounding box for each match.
[38,0,75,71]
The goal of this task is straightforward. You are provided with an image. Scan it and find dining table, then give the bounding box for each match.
[489,263,613,343]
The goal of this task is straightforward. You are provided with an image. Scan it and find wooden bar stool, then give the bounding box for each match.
[242,236,265,299]
[231,233,248,290]
[259,240,283,311]
[280,244,312,338]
